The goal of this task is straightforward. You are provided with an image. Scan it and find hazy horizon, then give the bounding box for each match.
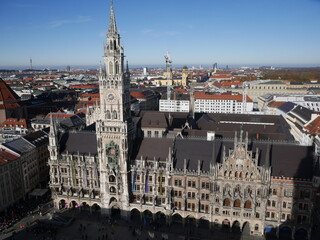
[1,0,320,68]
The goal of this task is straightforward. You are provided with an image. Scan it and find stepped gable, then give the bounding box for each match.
[0,78,21,109]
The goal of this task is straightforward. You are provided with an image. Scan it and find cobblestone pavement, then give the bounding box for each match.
[1,210,265,240]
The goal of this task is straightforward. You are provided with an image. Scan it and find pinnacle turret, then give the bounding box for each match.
[108,0,117,34]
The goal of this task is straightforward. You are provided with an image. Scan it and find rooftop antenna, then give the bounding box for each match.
[165,52,172,100]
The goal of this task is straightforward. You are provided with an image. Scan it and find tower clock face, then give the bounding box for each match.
[107,93,116,102]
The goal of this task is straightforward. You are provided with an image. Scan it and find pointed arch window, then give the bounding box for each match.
[113,40,117,50]
[115,61,119,74]
[234,199,241,208]
[109,62,114,75]
[244,200,252,209]
[113,110,117,119]
[106,110,111,119]
[223,198,231,207]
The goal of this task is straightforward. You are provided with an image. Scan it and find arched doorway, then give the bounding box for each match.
[222,219,230,231]
[143,210,153,226]
[70,201,78,209]
[265,225,276,239]
[81,202,90,212]
[279,226,292,240]
[232,221,241,233]
[92,203,101,214]
[294,228,308,240]
[111,206,121,220]
[155,212,166,228]
[186,215,196,235]
[171,214,183,233]
[199,217,209,229]
[130,209,141,225]
[59,199,66,209]
[242,222,250,236]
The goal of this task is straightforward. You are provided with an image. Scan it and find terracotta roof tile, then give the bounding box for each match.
[0,78,21,109]
[304,116,320,135]
[0,149,19,166]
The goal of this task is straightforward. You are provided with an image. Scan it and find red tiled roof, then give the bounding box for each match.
[210,75,232,79]
[0,149,19,166]
[76,109,87,114]
[130,90,155,99]
[130,92,146,99]
[194,93,253,102]
[0,118,27,129]
[0,78,21,109]
[173,88,188,94]
[305,116,320,135]
[267,101,287,108]
[69,84,99,89]
[220,82,242,87]
[81,93,100,98]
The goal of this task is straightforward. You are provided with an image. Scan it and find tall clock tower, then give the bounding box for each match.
[97,0,134,216]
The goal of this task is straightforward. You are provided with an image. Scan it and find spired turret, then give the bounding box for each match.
[96,0,135,217]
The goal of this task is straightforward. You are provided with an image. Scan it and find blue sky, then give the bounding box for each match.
[0,0,320,69]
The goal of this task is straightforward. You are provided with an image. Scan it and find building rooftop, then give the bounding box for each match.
[59,131,97,155]
[132,136,314,179]
[3,137,35,155]
[0,78,21,109]
[0,148,19,166]
[189,113,294,141]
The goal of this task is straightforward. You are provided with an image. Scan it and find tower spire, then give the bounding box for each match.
[108,0,117,34]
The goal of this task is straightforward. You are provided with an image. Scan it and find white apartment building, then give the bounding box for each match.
[194,94,254,114]
[159,99,190,112]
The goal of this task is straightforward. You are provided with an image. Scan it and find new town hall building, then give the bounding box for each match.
[48,1,320,239]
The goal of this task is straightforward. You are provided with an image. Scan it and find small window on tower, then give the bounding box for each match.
[109,62,114,75]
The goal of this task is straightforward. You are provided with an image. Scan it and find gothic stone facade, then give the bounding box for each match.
[48,1,316,239]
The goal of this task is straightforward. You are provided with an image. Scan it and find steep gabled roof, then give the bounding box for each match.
[140,111,168,129]
[0,78,21,109]
[59,131,97,155]
[304,116,320,135]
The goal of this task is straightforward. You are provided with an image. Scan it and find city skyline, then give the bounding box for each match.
[1,0,320,69]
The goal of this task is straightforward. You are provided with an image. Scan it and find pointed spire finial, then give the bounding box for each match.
[126,60,129,72]
[108,0,117,33]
